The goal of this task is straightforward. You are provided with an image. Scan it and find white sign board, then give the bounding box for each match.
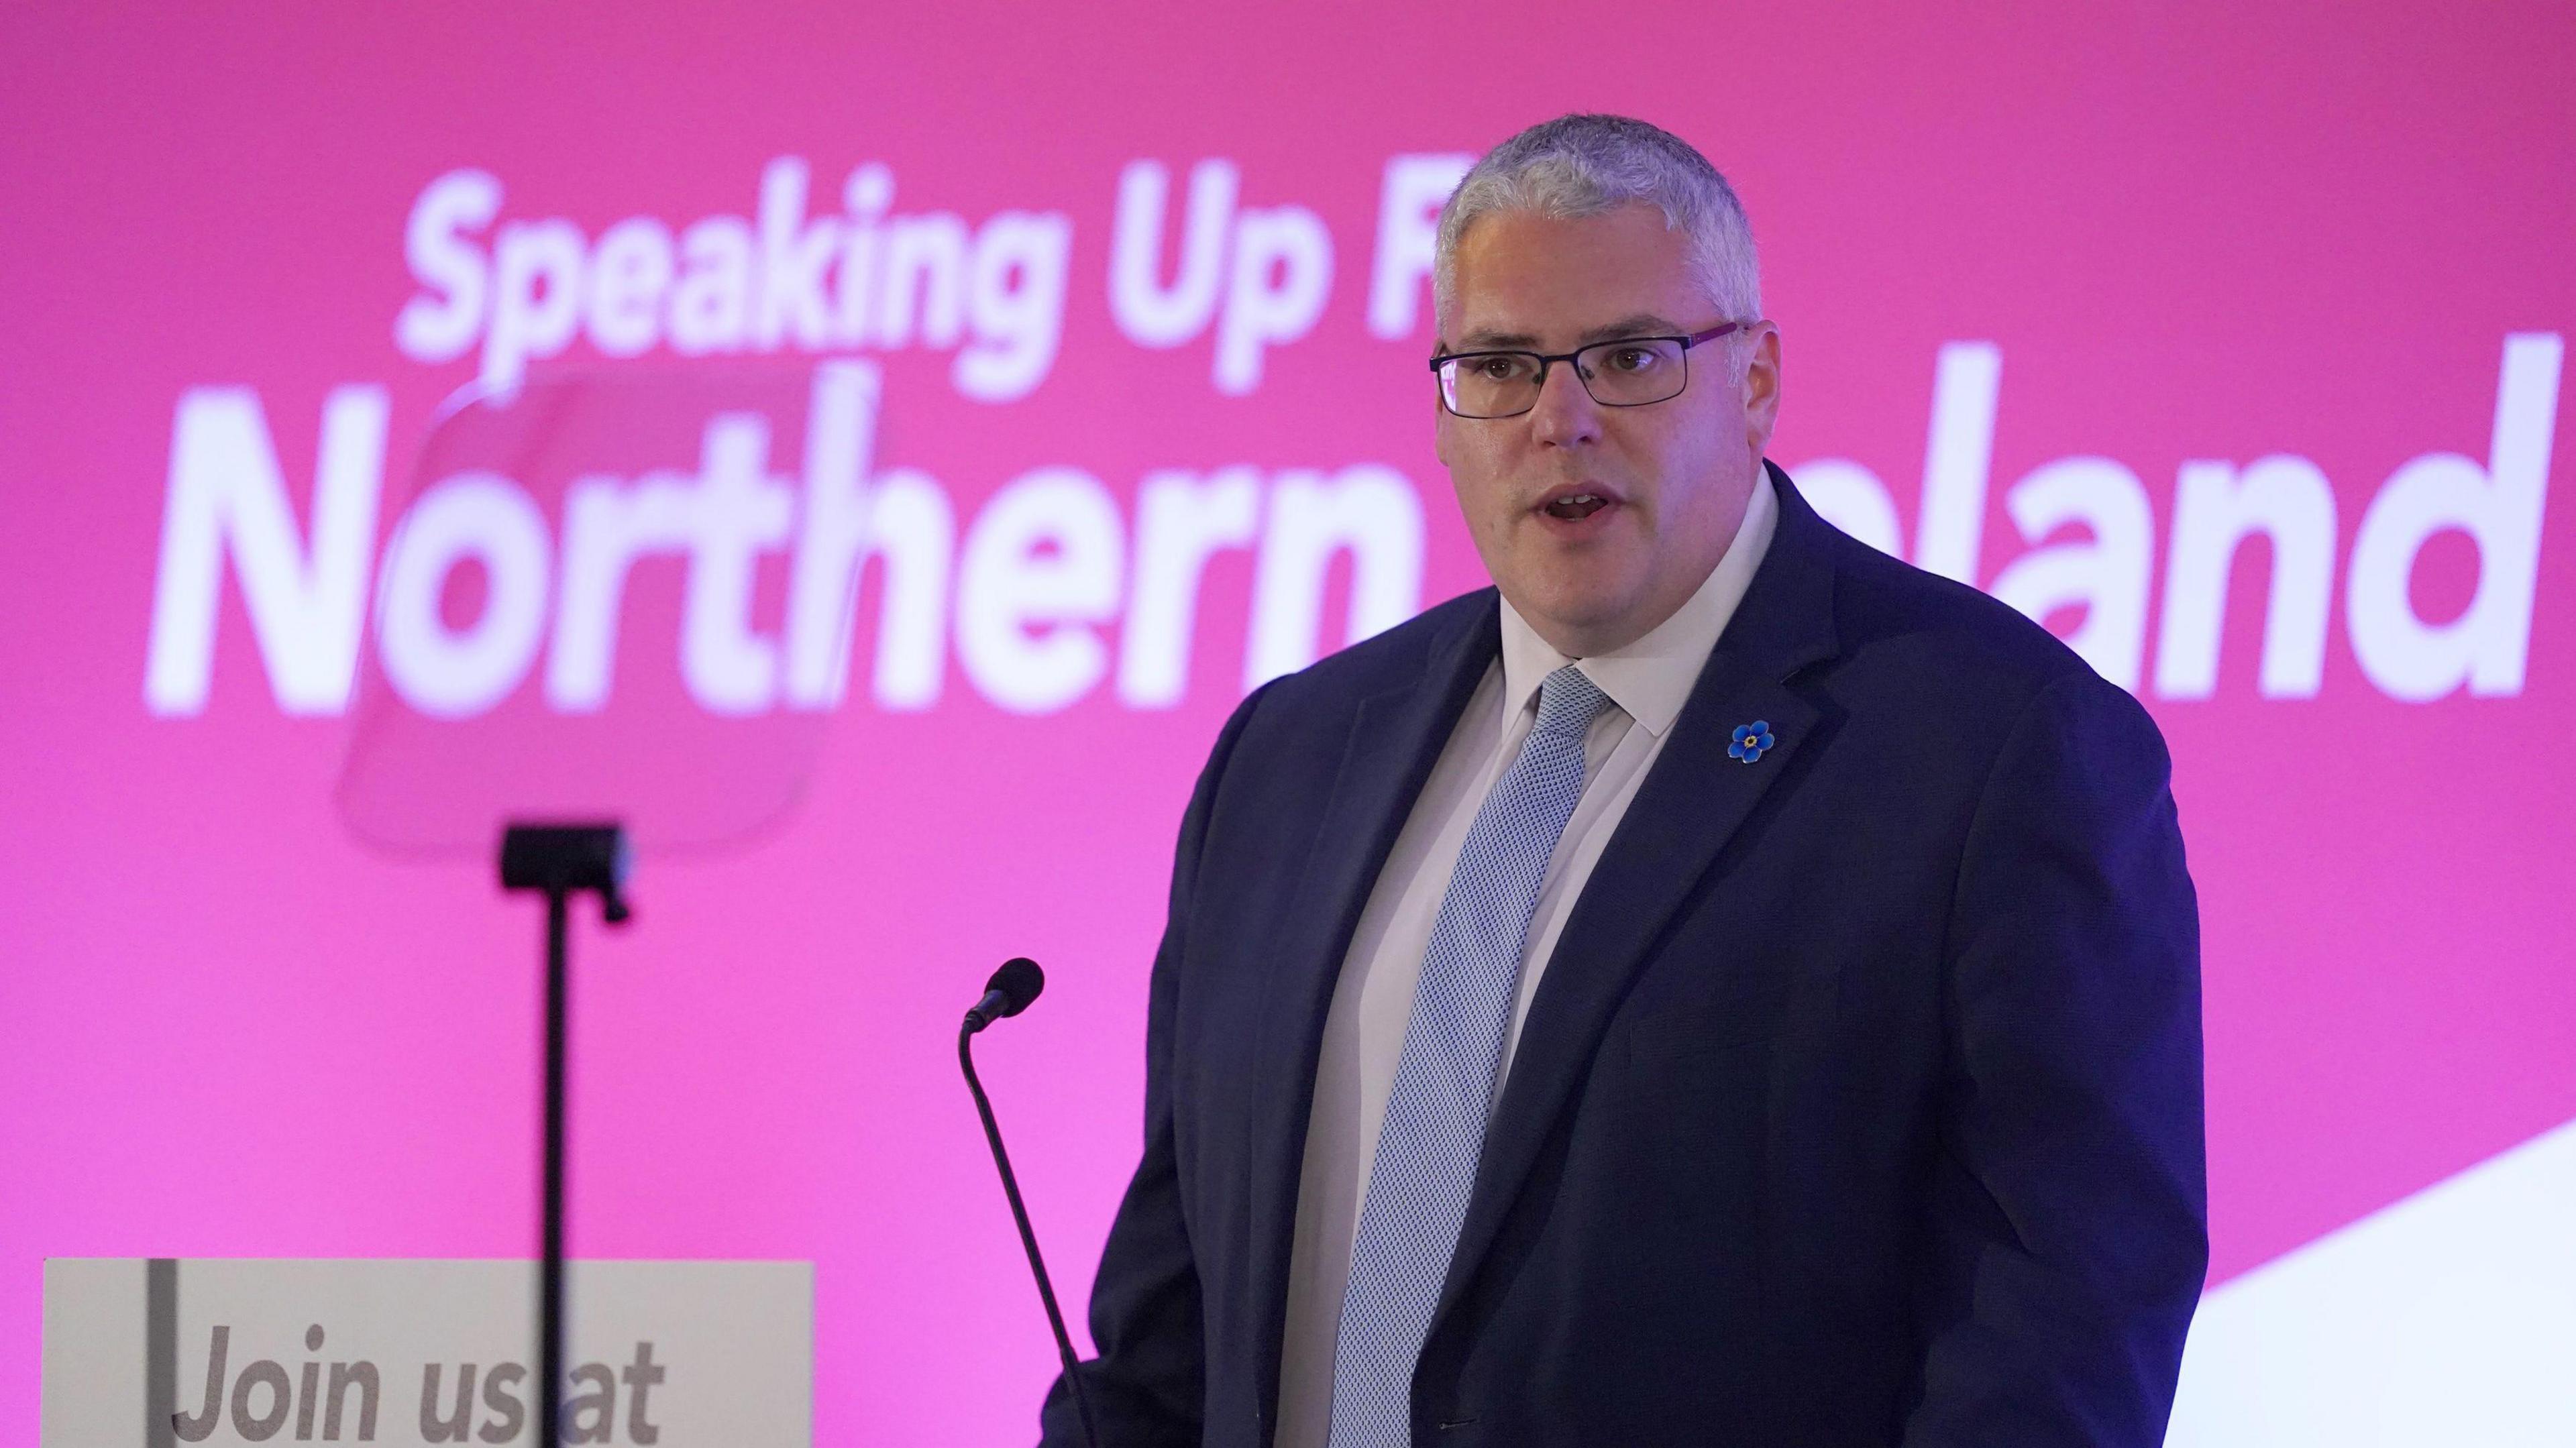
[43,1259,810,1447]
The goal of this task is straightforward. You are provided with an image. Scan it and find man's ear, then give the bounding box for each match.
[1741,324,1783,455]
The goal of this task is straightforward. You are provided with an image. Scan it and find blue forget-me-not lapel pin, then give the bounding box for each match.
[1728,720,1775,764]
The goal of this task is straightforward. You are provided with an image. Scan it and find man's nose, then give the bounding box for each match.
[1527,359,1603,447]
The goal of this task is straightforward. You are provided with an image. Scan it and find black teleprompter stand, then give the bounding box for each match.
[498,824,633,1448]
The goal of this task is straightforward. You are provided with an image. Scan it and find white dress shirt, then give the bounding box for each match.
[1271,471,1781,1448]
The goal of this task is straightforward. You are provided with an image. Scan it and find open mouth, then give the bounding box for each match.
[1542,492,1611,520]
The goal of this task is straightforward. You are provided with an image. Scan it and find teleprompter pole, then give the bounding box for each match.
[540,888,570,1448]
[499,824,633,1448]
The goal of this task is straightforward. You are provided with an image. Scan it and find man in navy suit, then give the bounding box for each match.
[1040,114,2204,1447]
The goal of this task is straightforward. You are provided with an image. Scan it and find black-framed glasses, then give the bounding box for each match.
[1429,321,1744,419]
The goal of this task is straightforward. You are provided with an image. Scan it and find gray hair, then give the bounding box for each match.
[1433,114,1762,350]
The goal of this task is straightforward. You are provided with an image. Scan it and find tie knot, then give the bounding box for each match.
[1532,664,1613,739]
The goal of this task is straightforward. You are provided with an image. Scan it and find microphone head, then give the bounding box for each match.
[985,957,1044,1019]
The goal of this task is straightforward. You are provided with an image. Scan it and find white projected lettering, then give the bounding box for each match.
[396,160,1073,402]
[2155,456,2339,700]
[141,369,1437,720]
[146,159,2565,722]
[1246,465,1427,691]
[1109,159,1238,348]
[1212,203,1334,396]
[548,468,701,713]
[1367,154,1474,340]
[2345,333,2561,702]
[375,470,553,719]
[144,385,387,716]
[1111,157,1337,394]
[141,335,2562,720]
[955,466,1127,715]
[1988,456,2156,691]
[1120,467,1263,709]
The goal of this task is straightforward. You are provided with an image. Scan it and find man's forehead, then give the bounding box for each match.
[1454,312,1691,349]
[1445,203,1703,347]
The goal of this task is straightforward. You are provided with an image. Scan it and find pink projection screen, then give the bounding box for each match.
[5,3,2572,1443]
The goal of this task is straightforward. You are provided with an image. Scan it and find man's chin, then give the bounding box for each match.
[1501,580,1650,654]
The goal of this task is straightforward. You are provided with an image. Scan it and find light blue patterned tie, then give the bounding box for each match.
[1326,663,1615,1447]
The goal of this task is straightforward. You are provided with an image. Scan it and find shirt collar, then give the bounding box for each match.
[1496,467,1780,738]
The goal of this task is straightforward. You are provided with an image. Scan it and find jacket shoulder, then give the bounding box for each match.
[1815,526,2104,708]
[1794,519,2178,804]
[1251,585,1495,714]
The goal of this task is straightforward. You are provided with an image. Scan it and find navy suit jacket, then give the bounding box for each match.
[1041,462,2206,1447]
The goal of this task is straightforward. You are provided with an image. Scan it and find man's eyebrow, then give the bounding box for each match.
[1452,314,1683,350]
[1578,313,1682,344]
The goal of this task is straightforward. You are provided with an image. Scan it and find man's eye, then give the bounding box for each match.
[1474,357,1523,380]
[1607,347,1658,372]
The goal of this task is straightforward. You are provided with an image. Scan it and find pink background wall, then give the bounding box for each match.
[5,2,2571,1441]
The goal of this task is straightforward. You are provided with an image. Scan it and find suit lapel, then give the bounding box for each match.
[1432,461,1845,1332]
[1244,594,1503,1431]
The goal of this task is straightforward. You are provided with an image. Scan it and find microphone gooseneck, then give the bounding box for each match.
[957,958,1100,1448]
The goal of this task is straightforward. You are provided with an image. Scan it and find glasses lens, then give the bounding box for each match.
[1576,337,1689,406]
[1442,353,1544,417]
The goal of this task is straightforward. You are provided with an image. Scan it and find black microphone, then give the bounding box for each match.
[964,956,1045,1033]
[957,958,1100,1448]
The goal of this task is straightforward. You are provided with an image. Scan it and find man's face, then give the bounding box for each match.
[1435,203,1780,657]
